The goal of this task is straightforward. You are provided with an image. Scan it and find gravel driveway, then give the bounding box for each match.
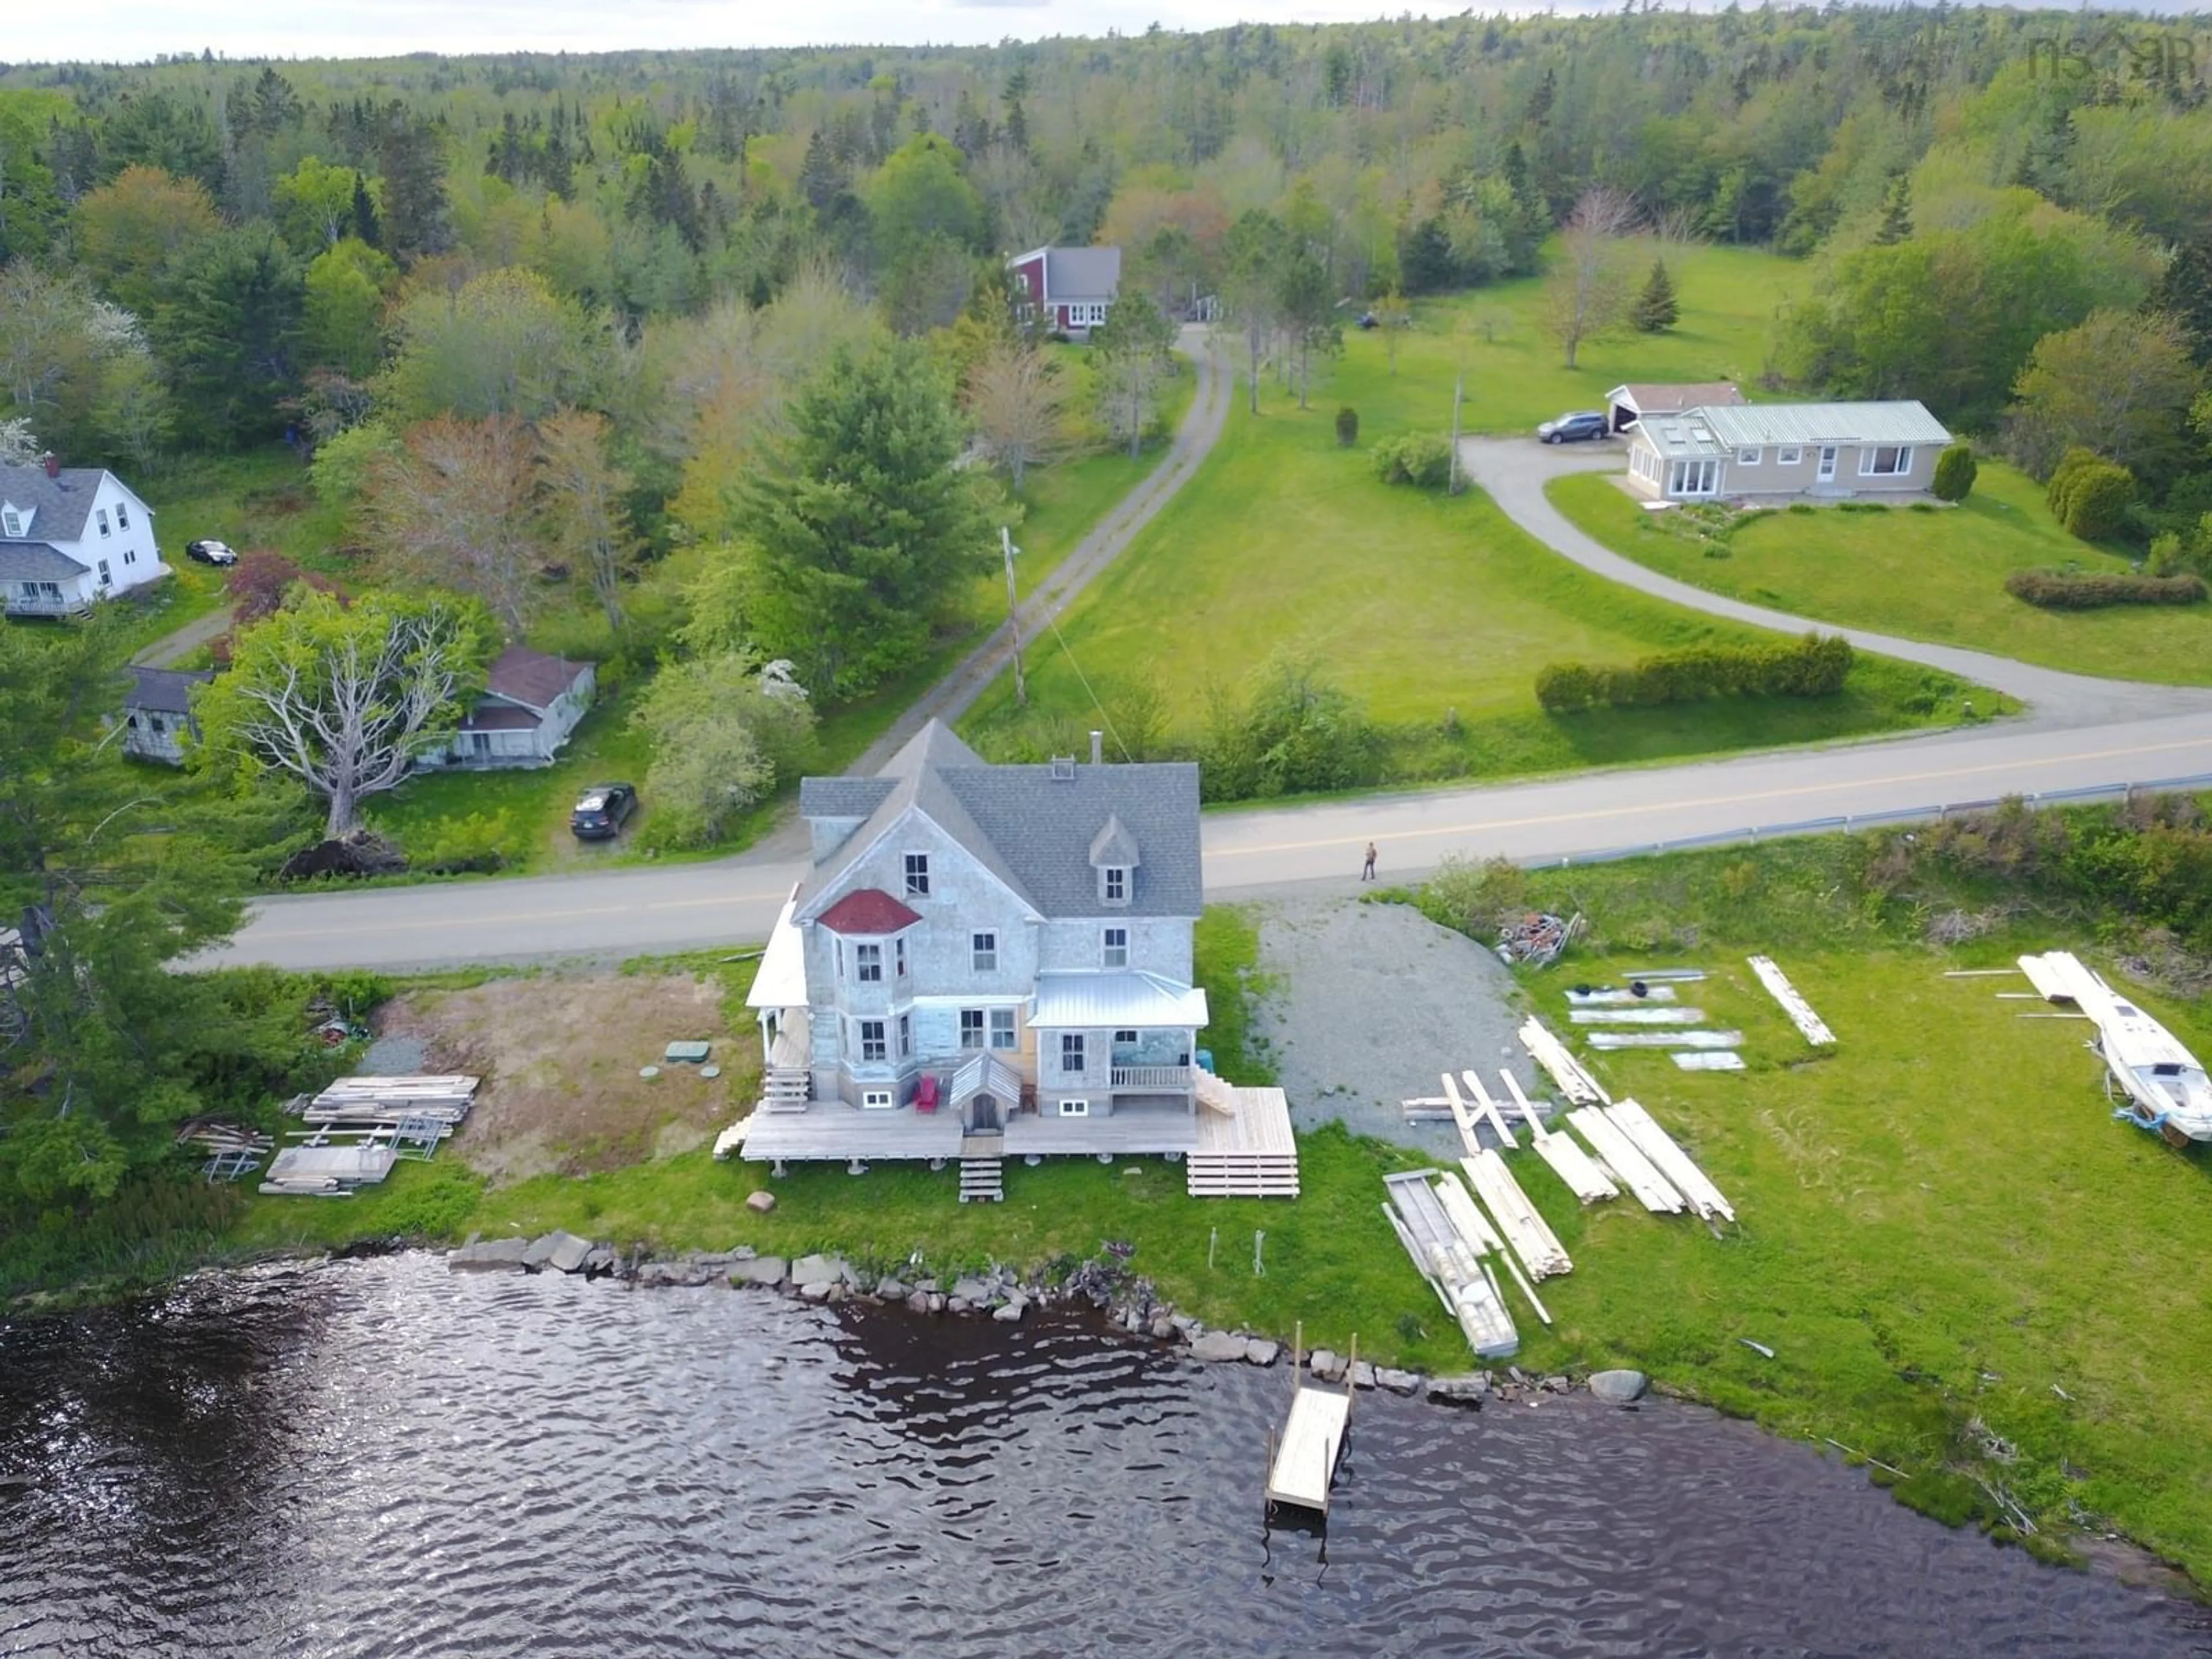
[1244,896,1538,1158]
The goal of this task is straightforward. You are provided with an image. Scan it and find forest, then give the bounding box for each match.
[6,5,2212,1253]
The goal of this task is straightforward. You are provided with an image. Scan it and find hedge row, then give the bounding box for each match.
[1535,632,1854,713]
[2003,569,2207,609]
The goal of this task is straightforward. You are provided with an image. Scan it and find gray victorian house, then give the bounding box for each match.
[734,721,1296,1201]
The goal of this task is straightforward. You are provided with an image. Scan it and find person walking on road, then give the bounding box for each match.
[1361,842,1378,882]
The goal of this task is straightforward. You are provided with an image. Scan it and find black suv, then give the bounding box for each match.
[570,783,638,840]
[185,539,238,566]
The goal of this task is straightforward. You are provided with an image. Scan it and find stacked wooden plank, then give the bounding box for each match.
[1748,956,1835,1046]
[1673,1052,1746,1072]
[1381,1171,1520,1357]
[302,1075,479,1128]
[1567,1107,1685,1214]
[1501,1072,1619,1204]
[2017,950,2105,1009]
[260,1141,398,1196]
[1518,1017,1610,1107]
[1607,1099,1735,1224]
[1459,1149,1571,1279]
[1569,1007,1707,1025]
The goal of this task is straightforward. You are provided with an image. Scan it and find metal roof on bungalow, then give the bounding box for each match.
[1636,400,1950,460]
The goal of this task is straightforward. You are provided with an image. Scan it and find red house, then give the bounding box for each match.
[1007,245,1123,336]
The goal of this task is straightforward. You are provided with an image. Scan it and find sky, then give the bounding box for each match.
[14,0,1525,65]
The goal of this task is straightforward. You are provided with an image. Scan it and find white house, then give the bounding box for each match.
[118,666,213,764]
[1623,401,1952,503]
[0,458,167,618]
[1007,245,1123,336]
[417,645,595,770]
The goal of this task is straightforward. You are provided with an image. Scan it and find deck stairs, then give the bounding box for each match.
[1185,1072,1300,1198]
[760,1066,810,1115]
[959,1134,1005,1203]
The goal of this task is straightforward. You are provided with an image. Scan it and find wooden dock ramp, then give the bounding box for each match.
[1265,1324,1354,1516]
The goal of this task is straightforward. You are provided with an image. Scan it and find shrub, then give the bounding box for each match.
[1335,406,1359,448]
[1536,632,1853,713]
[1931,442,1978,502]
[1199,656,1379,801]
[2045,446,2101,517]
[2003,569,2206,609]
[1369,433,1453,490]
[1786,501,1816,515]
[2147,516,2212,578]
[2058,460,2134,540]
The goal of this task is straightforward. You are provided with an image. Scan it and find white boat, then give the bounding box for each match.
[2080,975,2212,1144]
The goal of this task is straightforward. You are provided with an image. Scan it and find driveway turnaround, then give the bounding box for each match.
[1457,437,2212,732]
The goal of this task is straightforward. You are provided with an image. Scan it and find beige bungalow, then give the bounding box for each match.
[1623,400,1951,503]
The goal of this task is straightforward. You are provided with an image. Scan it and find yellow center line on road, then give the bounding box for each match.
[244,885,800,940]
[1207,732,2212,859]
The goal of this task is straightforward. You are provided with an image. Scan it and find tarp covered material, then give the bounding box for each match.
[747,885,810,1010]
[1029,970,1209,1029]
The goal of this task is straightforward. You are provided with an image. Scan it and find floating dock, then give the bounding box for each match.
[1265,1324,1355,1516]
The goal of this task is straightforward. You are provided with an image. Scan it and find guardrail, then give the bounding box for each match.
[1525,771,2212,871]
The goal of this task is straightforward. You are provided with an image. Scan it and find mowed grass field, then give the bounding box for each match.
[1551,463,2212,687]
[962,248,1985,779]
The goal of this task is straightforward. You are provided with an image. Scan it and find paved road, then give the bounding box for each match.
[1459,438,2212,730]
[217,704,2212,972]
[850,326,1230,772]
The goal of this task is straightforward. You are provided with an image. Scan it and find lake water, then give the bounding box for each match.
[3,1253,2207,1658]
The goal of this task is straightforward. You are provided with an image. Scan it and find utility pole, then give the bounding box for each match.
[1448,366,1465,496]
[1001,525,1027,708]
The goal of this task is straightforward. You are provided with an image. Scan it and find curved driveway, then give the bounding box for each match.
[1459,438,2212,732]
[204,430,2212,974]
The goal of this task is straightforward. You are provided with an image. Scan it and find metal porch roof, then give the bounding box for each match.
[1030,971,1210,1029]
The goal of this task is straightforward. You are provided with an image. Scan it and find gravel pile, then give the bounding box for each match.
[1246,897,1541,1157]
[359,1034,429,1075]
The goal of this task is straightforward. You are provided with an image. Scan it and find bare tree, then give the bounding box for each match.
[963,340,1071,492]
[537,408,642,632]
[196,592,487,838]
[1372,289,1411,375]
[364,414,541,634]
[1541,186,1637,370]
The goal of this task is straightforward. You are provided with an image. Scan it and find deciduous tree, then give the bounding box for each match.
[195,589,491,837]
[74,165,219,315]
[963,340,1070,492]
[2007,309,2203,482]
[1541,186,1634,369]
[631,653,816,846]
[1090,292,1180,457]
[535,408,642,632]
[363,414,543,631]
[301,238,396,377]
[381,265,597,422]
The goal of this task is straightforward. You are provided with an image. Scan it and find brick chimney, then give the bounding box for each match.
[40,452,58,479]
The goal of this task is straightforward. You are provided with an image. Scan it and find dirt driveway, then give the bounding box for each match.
[374,972,757,1183]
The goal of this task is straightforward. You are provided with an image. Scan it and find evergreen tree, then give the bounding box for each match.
[702,341,994,699]
[1630,257,1679,333]
[350,172,381,247]
[1873,174,1913,246]
[376,105,450,261]
[2155,236,2212,366]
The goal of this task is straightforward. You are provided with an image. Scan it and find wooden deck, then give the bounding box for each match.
[738,1103,965,1166]
[1267,1389,1351,1512]
[1005,1104,1199,1157]
[1189,1083,1298,1197]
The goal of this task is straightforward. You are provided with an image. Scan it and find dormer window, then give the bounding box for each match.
[903,853,930,898]
[0,504,22,538]
[1103,866,1127,904]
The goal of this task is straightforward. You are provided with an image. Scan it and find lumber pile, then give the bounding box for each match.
[1459,1149,1571,1279]
[1748,956,1835,1046]
[1381,1171,1521,1357]
[1567,1107,1685,1214]
[1607,1099,1734,1224]
[1518,1017,1610,1107]
[298,1074,479,1128]
[260,1141,399,1197]
[1502,1072,1619,1204]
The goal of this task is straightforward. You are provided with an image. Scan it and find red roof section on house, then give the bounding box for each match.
[816,888,923,935]
[484,645,588,711]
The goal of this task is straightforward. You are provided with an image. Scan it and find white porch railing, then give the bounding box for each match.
[1111,1065,1193,1090]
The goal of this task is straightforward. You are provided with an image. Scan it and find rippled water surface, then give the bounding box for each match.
[3,1255,2209,1658]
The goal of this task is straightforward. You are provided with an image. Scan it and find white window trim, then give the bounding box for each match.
[988,1008,1018,1051]
[857,1018,888,1063]
[855,941,883,983]
[971,930,997,972]
[1817,446,1838,480]
[1859,444,1911,478]
[116,502,130,528]
[903,852,930,898]
[1102,926,1128,969]
[861,1089,894,1109]
[1103,865,1128,904]
[1736,446,1759,465]
[0,509,18,537]
[1777,446,1802,465]
[959,1009,986,1050]
[1060,1033,1086,1075]
[1057,1098,1090,1117]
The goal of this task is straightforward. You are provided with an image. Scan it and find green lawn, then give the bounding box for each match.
[961,387,1991,782]
[1550,464,2212,686]
[1358,239,1804,442]
[1418,838,2212,1582]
